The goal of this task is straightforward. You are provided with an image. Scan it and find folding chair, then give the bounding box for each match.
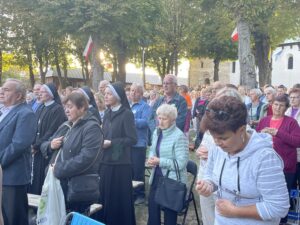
[178,160,201,225]
[63,212,105,225]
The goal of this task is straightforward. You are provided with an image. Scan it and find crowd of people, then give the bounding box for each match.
[0,76,300,225]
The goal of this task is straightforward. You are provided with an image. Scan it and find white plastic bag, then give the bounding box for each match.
[37,166,66,225]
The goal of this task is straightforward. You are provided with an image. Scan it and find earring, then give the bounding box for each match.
[241,134,245,143]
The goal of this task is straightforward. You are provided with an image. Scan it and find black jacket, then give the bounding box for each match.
[41,111,103,179]
[33,102,67,151]
[100,106,137,165]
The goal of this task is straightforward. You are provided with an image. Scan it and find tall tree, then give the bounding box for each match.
[202,0,300,87]
[146,0,201,80]
[191,7,237,81]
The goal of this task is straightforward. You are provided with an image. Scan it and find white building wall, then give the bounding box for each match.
[230,61,240,86]
[229,41,300,89]
[272,44,300,88]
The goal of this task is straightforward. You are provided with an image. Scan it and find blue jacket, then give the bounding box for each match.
[0,103,37,185]
[131,100,152,147]
[149,92,187,133]
[149,124,189,185]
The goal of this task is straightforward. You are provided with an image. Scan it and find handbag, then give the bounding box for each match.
[65,125,103,203]
[154,159,187,212]
[67,174,100,203]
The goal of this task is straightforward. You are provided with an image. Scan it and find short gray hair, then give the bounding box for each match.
[6,78,26,101]
[250,88,262,97]
[164,74,177,85]
[156,104,178,121]
[216,87,243,102]
[264,87,276,95]
[131,83,144,94]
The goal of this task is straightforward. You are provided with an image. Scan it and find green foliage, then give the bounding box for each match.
[1,0,300,84]
[189,4,237,62]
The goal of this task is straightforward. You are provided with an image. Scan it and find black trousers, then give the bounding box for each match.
[292,162,300,189]
[2,185,28,225]
[147,173,177,225]
[131,146,146,199]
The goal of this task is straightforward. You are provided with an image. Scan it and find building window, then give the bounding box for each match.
[201,62,204,68]
[232,62,236,73]
[288,56,293,70]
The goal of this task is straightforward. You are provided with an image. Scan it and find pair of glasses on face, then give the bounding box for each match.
[205,108,230,121]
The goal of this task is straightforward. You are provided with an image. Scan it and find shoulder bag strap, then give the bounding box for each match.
[165,143,181,181]
[78,124,104,175]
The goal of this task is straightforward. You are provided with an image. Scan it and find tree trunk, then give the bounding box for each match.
[117,51,126,83]
[26,50,35,88]
[0,50,2,86]
[44,50,49,82]
[173,46,178,76]
[91,36,103,90]
[162,57,167,77]
[112,53,117,82]
[213,57,220,81]
[253,31,272,87]
[37,54,44,83]
[116,37,127,83]
[62,53,68,85]
[53,47,65,89]
[238,19,256,88]
[167,53,173,74]
[37,52,47,84]
[79,55,89,85]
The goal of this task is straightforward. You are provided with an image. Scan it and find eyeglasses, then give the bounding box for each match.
[205,108,230,121]
[290,96,300,99]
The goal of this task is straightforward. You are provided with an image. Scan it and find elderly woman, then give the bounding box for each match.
[78,86,102,124]
[196,96,289,225]
[40,92,103,212]
[263,86,277,116]
[257,94,300,224]
[148,90,160,107]
[94,92,106,123]
[29,83,66,195]
[285,88,300,123]
[96,82,137,225]
[247,88,266,128]
[147,104,189,225]
[285,88,300,188]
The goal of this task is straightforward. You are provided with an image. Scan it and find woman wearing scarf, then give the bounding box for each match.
[78,86,102,124]
[29,83,67,195]
[96,82,137,225]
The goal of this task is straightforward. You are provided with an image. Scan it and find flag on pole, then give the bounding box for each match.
[83,36,93,62]
[231,27,238,42]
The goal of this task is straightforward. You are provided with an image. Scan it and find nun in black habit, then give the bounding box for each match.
[79,86,102,124]
[28,83,67,195]
[95,82,137,225]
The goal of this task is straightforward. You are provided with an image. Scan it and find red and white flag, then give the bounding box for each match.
[83,36,93,62]
[231,27,238,42]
